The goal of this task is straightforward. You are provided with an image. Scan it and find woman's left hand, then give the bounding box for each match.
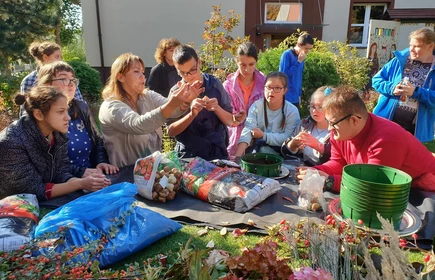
[96,163,119,174]
[251,128,264,139]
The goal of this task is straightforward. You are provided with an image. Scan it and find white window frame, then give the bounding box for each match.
[350,4,387,47]
[264,2,303,24]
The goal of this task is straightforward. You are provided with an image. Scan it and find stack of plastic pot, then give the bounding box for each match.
[340,164,411,230]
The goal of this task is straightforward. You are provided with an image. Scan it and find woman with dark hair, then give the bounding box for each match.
[146,38,182,97]
[0,86,109,201]
[223,42,266,158]
[234,72,300,157]
[38,61,118,177]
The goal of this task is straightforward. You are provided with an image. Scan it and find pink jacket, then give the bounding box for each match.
[223,69,266,156]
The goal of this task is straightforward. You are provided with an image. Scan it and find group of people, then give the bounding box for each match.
[0,27,435,202]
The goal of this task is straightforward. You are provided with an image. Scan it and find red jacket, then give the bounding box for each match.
[315,113,435,192]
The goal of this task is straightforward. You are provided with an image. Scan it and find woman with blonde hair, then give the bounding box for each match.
[281,86,333,166]
[146,38,181,97]
[38,61,118,178]
[373,27,435,142]
[99,52,190,168]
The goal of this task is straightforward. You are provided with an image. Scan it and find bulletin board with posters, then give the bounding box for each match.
[367,19,401,77]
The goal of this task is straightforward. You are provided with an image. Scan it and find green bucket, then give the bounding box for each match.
[341,201,403,230]
[342,164,412,188]
[241,153,283,177]
[340,164,412,230]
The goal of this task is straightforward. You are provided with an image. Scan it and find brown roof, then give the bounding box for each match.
[385,9,435,20]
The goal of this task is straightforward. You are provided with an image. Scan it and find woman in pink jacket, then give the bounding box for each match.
[223,42,266,158]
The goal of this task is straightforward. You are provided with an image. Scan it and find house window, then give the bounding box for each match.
[349,4,386,46]
[265,3,302,24]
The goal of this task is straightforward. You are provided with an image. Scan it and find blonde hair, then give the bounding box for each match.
[101,53,145,101]
[409,27,435,45]
[28,41,61,65]
[154,38,181,64]
[310,86,335,102]
[37,61,75,87]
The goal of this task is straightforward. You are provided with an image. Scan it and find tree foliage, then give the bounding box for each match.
[199,5,249,82]
[0,0,61,75]
[59,0,83,46]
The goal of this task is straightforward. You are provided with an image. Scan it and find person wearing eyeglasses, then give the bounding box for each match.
[20,41,84,117]
[372,27,435,142]
[297,86,435,193]
[223,42,266,159]
[279,33,314,108]
[99,53,190,168]
[38,61,118,180]
[167,45,234,160]
[281,86,333,166]
[234,72,300,157]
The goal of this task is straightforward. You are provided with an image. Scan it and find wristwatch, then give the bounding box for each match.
[324,176,334,191]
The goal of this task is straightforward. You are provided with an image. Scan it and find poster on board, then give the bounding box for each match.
[367,19,401,77]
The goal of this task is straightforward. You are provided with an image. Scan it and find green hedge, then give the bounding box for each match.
[67,60,103,103]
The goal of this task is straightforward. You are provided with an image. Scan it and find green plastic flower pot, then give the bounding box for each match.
[342,164,412,189]
[241,153,283,177]
[341,201,403,230]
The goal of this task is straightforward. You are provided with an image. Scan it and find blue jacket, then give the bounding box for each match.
[372,48,435,142]
[279,48,304,104]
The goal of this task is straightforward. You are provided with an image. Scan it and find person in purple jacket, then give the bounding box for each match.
[223,42,266,158]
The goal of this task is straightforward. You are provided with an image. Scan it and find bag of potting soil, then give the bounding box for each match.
[0,194,39,252]
[182,157,281,212]
[133,151,183,202]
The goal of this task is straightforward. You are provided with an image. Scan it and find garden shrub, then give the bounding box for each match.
[0,71,30,111]
[62,37,86,63]
[257,31,371,118]
[199,5,249,82]
[67,60,102,103]
[256,47,284,75]
[300,51,340,117]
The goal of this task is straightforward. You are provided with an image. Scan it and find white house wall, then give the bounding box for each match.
[394,0,434,9]
[82,0,245,68]
[322,0,351,43]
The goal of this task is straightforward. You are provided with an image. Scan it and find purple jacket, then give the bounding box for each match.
[223,69,266,156]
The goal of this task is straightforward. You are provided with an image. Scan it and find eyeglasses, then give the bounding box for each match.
[177,62,198,77]
[325,114,361,129]
[264,86,285,93]
[308,105,323,111]
[51,78,79,87]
